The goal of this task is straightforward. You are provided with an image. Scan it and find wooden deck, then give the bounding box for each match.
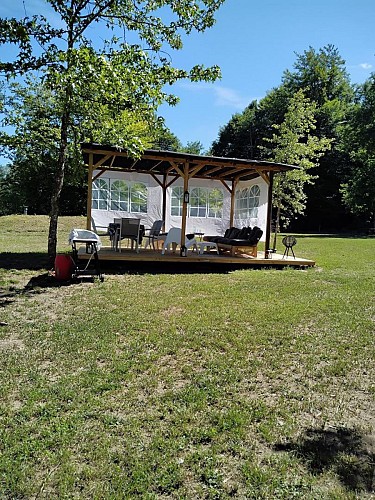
[77,244,315,271]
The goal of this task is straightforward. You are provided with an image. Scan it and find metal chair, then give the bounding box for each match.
[115,218,141,253]
[144,220,165,250]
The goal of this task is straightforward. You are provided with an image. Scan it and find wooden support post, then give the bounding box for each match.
[230,180,237,227]
[86,153,94,230]
[264,171,274,259]
[180,163,189,250]
[162,173,167,232]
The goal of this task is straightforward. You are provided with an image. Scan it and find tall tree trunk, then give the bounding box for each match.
[48,23,74,266]
[48,107,70,265]
[272,202,281,251]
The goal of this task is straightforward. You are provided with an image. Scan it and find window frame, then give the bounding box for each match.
[189,187,208,218]
[92,178,148,213]
[92,178,109,210]
[130,182,148,214]
[234,184,260,219]
[110,179,129,211]
[170,186,224,219]
[171,186,184,216]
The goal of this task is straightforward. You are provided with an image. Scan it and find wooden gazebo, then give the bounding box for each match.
[81,143,298,258]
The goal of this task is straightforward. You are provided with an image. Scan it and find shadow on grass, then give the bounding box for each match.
[0,252,50,270]
[0,252,91,310]
[100,260,240,275]
[274,427,375,493]
[0,272,80,310]
[0,252,272,275]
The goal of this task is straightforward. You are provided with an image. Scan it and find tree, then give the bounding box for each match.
[283,45,353,134]
[211,101,260,158]
[0,75,153,215]
[259,90,332,248]
[341,159,375,231]
[0,0,224,262]
[182,140,205,155]
[282,45,355,231]
[340,75,375,230]
[211,45,356,232]
[151,126,182,151]
[0,78,73,214]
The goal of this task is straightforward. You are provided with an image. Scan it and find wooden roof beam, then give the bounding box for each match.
[93,154,112,169]
[220,180,232,193]
[217,166,254,179]
[92,169,107,181]
[169,161,184,178]
[149,160,164,172]
[92,153,117,180]
[166,175,179,189]
[232,168,258,181]
[201,165,227,176]
[188,163,206,179]
[255,169,270,185]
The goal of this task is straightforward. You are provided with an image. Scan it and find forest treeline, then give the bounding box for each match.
[0,45,374,233]
[210,46,375,233]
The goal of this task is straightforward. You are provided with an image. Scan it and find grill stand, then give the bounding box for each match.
[71,238,103,281]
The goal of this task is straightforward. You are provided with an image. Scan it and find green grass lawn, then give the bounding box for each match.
[0,216,374,499]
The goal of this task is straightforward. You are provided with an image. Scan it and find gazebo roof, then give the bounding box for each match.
[81,143,298,182]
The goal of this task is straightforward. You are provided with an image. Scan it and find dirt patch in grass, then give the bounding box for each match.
[0,337,25,351]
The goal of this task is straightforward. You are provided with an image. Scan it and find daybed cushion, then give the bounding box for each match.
[204,226,263,246]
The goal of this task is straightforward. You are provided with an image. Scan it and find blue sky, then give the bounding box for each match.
[0,0,374,153]
[160,0,374,150]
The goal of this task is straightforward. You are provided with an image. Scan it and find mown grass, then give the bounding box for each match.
[0,216,374,499]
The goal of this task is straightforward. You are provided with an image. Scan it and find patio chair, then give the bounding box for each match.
[115,218,142,253]
[161,227,198,255]
[91,216,109,235]
[143,219,165,250]
[92,216,117,249]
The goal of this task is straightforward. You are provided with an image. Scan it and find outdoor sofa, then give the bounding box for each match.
[203,226,263,257]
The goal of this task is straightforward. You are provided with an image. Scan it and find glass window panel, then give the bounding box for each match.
[235,186,261,218]
[189,188,199,207]
[171,187,183,216]
[130,182,147,213]
[110,180,129,211]
[92,178,109,210]
[189,187,207,218]
[248,184,260,217]
[208,188,223,218]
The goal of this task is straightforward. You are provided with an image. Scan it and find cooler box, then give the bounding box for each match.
[54,254,74,280]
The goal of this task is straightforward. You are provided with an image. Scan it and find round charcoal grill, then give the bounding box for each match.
[282,235,297,259]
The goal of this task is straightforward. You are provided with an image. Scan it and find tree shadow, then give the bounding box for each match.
[274,427,375,493]
[0,272,80,310]
[0,252,50,270]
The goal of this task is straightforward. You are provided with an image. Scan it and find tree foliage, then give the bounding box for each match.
[0,0,224,260]
[0,76,153,215]
[282,45,353,133]
[182,140,205,155]
[211,45,363,232]
[340,75,375,228]
[260,90,331,241]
